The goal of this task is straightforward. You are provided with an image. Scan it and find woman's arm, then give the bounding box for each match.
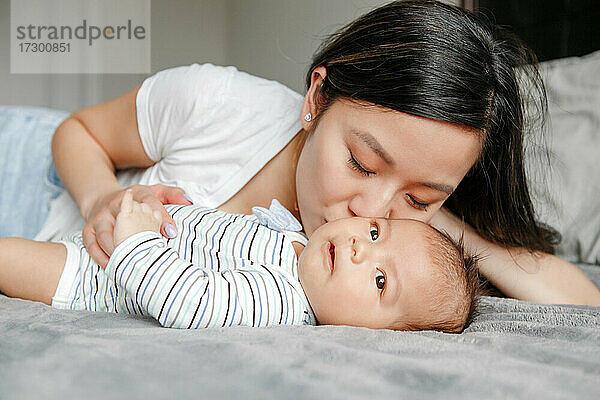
[430,207,600,306]
[52,85,152,220]
[51,85,190,267]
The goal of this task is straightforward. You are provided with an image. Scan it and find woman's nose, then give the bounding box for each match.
[349,190,395,219]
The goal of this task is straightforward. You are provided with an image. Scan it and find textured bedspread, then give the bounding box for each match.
[1,264,598,400]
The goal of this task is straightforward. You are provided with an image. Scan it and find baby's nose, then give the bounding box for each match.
[350,237,367,263]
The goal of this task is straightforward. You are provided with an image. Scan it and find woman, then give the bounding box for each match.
[7,1,600,305]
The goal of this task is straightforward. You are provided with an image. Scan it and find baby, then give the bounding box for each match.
[0,191,482,333]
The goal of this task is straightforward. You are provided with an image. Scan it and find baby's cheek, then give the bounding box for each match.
[298,258,324,297]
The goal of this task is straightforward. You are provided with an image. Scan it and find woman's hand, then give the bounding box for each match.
[429,207,600,306]
[82,184,192,268]
[428,206,464,239]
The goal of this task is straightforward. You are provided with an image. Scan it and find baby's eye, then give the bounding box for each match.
[369,222,379,241]
[375,269,386,291]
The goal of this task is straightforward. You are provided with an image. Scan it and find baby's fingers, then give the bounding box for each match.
[138,195,178,239]
[120,190,134,215]
[140,202,152,214]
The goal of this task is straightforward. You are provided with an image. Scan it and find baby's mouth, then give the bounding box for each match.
[328,242,335,272]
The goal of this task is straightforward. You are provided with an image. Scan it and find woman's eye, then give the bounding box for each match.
[347,150,375,177]
[406,194,429,211]
[369,222,379,241]
[375,269,386,291]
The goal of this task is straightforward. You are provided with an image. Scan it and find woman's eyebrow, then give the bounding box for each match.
[422,182,455,195]
[350,130,395,166]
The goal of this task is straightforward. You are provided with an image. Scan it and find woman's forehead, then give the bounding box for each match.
[336,100,478,144]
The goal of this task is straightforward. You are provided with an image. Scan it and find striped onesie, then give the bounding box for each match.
[51,202,317,328]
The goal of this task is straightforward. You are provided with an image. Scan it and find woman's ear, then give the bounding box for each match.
[301,66,327,131]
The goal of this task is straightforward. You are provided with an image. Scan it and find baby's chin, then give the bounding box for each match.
[296,254,313,303]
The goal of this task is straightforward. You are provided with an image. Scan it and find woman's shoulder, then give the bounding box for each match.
[221,64,304,104]
[146,62,303,110]
[141,63,236,102]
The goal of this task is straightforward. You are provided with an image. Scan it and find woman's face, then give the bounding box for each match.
[296,98,482,237]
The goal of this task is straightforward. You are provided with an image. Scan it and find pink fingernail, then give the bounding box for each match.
[183,194,193,204]
[165,224,177,238]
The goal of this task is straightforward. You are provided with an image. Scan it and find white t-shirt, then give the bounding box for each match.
[35,63,304,241]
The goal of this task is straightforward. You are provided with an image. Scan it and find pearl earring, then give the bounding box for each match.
[304,113,312,122]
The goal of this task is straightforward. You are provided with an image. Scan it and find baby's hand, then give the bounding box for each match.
[114,190,163,248]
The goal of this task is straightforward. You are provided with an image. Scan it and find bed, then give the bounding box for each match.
[1,46,600,400]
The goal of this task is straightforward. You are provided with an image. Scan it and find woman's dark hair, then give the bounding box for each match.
[305,0,559,253]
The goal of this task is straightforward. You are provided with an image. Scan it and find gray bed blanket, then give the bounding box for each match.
[1,263,598,400]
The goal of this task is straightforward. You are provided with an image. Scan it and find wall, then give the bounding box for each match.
[0,0,229,111]
[226,0,389,93]
[0,0,459,112]
[227,0,458,93]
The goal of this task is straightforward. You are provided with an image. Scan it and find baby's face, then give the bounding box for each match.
[297,217,439,329]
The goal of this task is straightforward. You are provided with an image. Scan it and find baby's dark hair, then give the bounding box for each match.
[390,225,488,333]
